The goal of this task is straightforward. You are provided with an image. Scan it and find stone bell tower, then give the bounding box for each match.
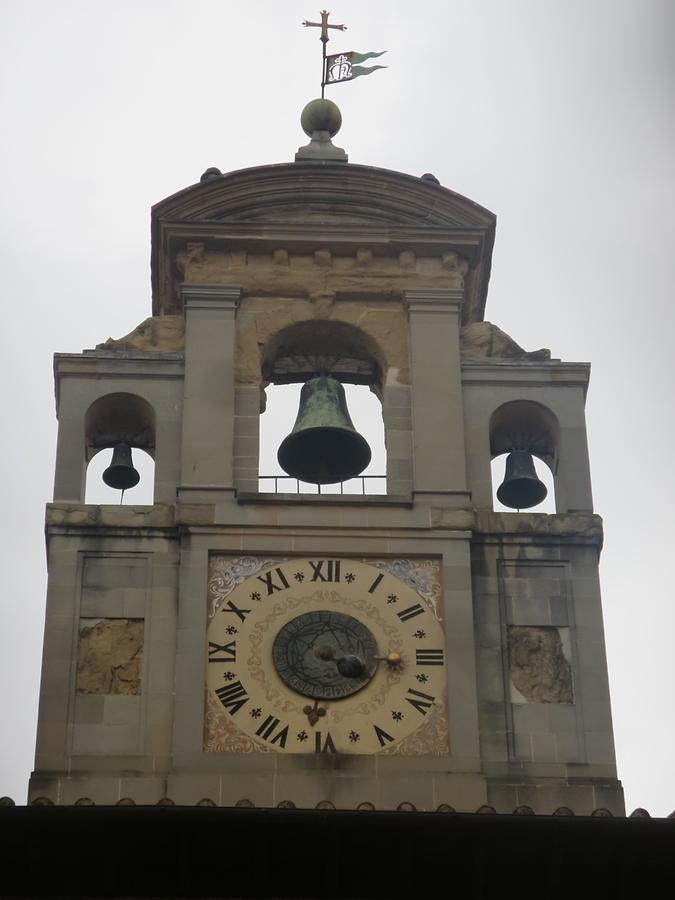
[30,99,623,814]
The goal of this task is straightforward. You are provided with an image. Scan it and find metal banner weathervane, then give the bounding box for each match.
[302,10,387,97]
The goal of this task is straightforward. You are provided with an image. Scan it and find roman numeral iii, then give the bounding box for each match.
[415,648,444,666]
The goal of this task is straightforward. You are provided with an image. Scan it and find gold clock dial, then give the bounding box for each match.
[204,556,448,755]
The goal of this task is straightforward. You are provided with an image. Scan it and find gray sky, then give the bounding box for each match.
[1,0,673,814]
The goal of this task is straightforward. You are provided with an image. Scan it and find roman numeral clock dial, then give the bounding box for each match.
[204,557,449,755]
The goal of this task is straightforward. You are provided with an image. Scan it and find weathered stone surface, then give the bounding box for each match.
[235,296,410,390]
[175,503,216,525]
[429,508,476,531]
[461,321,551,360]
[508,626,573,704]
[76,619,144,695]
[96,316,185,352]
[474,511,603,545]
[46,503,175,529]
[175,248,466,304]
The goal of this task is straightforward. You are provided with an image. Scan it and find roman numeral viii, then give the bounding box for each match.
[215,681,249,715]
[208,640,236,663]
[415,648,444,666]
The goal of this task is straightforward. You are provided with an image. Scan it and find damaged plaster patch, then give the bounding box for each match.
[508,626,573,704]
[76,618,144,695]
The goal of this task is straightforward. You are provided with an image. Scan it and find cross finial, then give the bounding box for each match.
[302,10,347,97]
[302,10,347,44]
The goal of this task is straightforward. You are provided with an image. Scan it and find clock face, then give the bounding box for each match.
[204,556,449,755]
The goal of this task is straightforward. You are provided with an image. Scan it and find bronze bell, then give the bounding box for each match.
[278,376,371,484]
[497,449,547,510]
[102,442,141,491]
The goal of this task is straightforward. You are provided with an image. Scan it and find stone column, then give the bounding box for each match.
[405,289,468,500]
[179,284,240,493]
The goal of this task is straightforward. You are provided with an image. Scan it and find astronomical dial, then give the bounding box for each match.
[205,557,448,755]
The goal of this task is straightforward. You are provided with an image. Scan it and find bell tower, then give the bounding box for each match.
[30,100,623,814]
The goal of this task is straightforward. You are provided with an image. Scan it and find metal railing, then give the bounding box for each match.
[258,474,387,496]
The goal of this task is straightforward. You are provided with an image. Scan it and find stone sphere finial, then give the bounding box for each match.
[301,98,342,138]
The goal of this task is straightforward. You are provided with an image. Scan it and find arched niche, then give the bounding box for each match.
[255,320,392,495]
[489,400,560,512]
[83,393,156,502]
[261,319,386,398]
[85,392,156,461]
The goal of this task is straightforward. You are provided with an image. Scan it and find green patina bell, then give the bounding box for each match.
[278,376,371,484]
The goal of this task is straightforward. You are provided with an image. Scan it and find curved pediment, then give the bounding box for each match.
[152,162,496,231]
[151,161,496,322]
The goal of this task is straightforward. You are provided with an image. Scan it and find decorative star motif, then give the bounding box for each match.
[249,708,262,718]
[392,710,403,721]
[387,594,398,604]
[222,671,235,681]
[297,730,308,742]
[250,591,261,602]
[413,629,426,639]
[348,731,360,743]
[345,573,356,583]
[294,572,305,582]
[416,673,429,684]
[225,625,238,635]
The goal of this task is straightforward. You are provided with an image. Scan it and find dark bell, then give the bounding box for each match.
[102,442,141,491]
[497,449,547,510]
[277,376,371,484]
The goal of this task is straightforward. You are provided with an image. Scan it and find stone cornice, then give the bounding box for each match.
[405,288,463,314]
[151,162,495,322]
[180,283,240,311]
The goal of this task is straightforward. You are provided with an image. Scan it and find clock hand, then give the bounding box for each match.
[373,651,403,670]
[303,698,327,726]
[315,645,367,678]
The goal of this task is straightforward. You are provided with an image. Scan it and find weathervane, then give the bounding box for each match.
[302,10,386,98]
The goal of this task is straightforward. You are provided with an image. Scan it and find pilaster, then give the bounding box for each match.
[179,285,240,492]
[405,289,467,498]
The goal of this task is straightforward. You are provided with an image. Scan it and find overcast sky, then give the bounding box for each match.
[1,1,673,814]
